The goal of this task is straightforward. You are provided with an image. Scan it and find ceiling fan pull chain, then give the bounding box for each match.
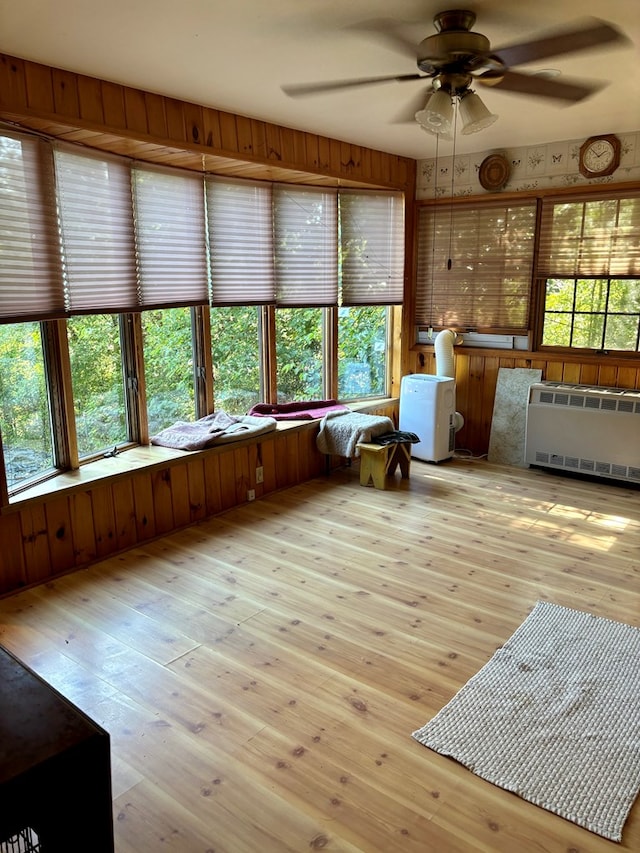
[447,102,458,271]
[429,133,440,333]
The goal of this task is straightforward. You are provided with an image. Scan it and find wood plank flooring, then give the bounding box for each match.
[1,458,639,852]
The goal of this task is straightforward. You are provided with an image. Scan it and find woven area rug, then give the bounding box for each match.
[412,601,640,841]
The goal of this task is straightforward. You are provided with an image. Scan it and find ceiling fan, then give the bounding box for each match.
[281,10,629,134]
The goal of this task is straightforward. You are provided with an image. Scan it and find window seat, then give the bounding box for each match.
[6,399,398,510]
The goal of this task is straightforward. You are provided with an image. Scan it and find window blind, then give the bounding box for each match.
[537,191,640,278]
[206,177,275,305]
[55,146,138,314]
[133,164,209,308]
[0,133,64,322]
[340,190,404,305]
[415,199,537,332]
[273,185,338,307]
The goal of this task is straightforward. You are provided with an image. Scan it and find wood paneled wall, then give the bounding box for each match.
[0,53,416,192]
[411,348,640,456]
[0,403,398,597]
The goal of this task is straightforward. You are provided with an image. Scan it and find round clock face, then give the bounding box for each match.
[579,135,620,178]
[583,139,615,173]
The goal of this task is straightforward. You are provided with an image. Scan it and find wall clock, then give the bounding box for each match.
[578,134,621,178]
[478,153,511,191]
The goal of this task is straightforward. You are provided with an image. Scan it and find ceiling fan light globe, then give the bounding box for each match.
[415,119,453,141]
[459,92,498,135]
[414,90,453,135]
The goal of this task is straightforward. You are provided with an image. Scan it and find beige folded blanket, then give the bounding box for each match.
[316,410,394,458]
[151,411,277,451]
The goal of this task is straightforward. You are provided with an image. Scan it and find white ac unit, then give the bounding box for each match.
[524,382,640,483]
[399,374,456,462]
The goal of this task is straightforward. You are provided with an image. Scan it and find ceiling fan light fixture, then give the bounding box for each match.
[458,91,498,135]
[414,89,453,135]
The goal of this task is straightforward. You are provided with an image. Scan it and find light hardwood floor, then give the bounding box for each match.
[1,457,639,852]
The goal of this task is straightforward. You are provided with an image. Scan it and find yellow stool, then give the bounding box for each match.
[357,441,411,489]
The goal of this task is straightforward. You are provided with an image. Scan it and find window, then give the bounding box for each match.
[541,278,640,350]
[142,308,198,433]
[211,306,263,414]
[0,322,56,490]
[537,193,640,352]
[338,306,388,400]
[67,314,129,458]
[415,200,537,332]
[276,308,325,401]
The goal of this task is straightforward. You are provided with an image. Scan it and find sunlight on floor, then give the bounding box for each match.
[509,500,634,552]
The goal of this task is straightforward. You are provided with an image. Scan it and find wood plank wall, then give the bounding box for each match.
[411,348,640,456]
[0,53,416,192]
[0,404,398,597]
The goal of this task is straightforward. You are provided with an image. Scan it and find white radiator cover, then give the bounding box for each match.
[524,382,640,483]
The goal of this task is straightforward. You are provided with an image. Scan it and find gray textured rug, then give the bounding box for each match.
[412,601,640,841]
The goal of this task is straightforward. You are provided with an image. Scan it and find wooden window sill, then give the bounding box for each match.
[5,399,397,511]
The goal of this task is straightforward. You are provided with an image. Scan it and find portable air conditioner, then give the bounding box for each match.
[399,374,456,462]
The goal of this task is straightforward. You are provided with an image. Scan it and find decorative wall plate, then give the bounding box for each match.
[478,153,511,191]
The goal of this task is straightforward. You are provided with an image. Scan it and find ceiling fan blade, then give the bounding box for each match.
[390,88,434,124]
[344,17,421,60]
[492,19,628,68]
[479,69,604,102]
[281,74,426,98]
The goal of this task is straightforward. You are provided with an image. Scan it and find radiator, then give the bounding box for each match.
[524,382,640,483]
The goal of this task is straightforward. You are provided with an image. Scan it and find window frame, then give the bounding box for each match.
[533,190,640,355]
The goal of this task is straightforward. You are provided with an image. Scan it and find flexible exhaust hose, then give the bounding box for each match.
[434,329,464,433]
[435,329,456,378]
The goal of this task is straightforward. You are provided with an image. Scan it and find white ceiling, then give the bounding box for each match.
[1,0,639,160]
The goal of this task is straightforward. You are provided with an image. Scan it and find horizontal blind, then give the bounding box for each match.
[537,191,640,277]
[273,185,338,307]
[133,164,209,308]
[415,199,537,331]
[340,190,404,305]
[0,132,64,322]
[55,146,138,314]
[207,177,275,305]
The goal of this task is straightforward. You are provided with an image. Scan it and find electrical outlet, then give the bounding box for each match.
[247,489,255,502]
[256,466,264,484]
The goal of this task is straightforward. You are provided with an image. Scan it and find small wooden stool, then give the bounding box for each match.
[357,441,411,489]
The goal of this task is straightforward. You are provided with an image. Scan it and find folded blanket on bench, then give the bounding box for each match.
[151,411,277,451]
[316,410,394,458]
[248,400,350,420]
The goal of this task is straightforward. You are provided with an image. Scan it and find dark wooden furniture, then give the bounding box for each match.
[0,645,114,852]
